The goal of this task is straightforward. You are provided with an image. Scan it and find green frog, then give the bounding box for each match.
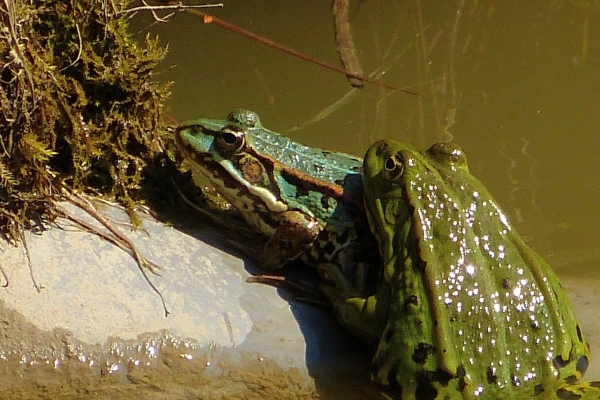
[175,109,378,289]
[319,140,600,399]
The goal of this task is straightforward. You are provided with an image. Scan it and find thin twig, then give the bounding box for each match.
[0,270,8,288]
[2,0,36,106]
[194,11,418,95]
[0,262,9,288]
[117,2,223,17]
[142,0,173,23]
[60,22,82,71]
[20,230,42,292]
[55,204,133,256]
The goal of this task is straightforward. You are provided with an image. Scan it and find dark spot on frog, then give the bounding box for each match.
[237,185,251,198]
[415,380,438,400]
[502,277,512,289]
[414,370,453,399]
[576,355,589,375]
[383,327,394,343]
[552,288,562,303]
[295,184,310,198]
[319,240,336,257]
[405,294,419,308]
[417,257,427,272]
[554,355,570,369]
[534,384,545,395]
[456,365,466,391]
[530,319,541,330]
[565,374,579,385]
[412,343,434,364]
[385,367,400,393]
[320,193,331,209]
[576,324,584,343]
[333,227,349,247]
[239,157,266,185]
[486,366,498,384]
[556,387,582,399]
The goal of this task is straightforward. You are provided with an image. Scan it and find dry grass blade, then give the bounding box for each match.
[58,187,170,317]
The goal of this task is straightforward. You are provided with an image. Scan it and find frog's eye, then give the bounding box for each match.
[217,128,245,154]
[384,153,404,179]
[228,109,259,127]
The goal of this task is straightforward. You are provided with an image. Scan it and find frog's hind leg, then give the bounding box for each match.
[317,263,389,345]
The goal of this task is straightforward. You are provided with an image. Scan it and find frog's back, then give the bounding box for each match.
[248,122,363,185]
[366,141,592,399]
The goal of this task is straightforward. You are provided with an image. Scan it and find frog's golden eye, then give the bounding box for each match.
[217,128,245,154]
[384,153,404,179]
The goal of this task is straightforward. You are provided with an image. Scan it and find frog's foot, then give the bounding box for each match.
[246,274,328,307]
[317,262,361,303]
[317,263,383,344]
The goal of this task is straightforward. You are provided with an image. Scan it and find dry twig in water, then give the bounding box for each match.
[333,0,364,88]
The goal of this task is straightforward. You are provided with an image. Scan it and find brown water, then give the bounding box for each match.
[131,0,600,396]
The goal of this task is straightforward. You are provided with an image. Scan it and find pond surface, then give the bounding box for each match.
[132,0,600,396]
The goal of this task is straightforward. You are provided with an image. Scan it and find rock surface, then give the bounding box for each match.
[0,201,375,399]
[0,200,597,399]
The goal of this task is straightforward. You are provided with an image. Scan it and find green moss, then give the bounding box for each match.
[0,0,171,242]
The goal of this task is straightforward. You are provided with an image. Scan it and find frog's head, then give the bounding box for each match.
[175,110,287,214]
[362,140,413,262]
[362,140,470,262]
[175,109,262,166]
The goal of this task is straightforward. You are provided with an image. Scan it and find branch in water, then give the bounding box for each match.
[333,0,364,88]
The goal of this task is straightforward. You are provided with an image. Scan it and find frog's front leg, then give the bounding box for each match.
[231,210,321,270]
[318,263,389,344]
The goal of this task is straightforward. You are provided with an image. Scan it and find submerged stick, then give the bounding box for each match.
[333,0,364,88]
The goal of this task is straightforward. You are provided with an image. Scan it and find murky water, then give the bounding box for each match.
[130,0,600,397]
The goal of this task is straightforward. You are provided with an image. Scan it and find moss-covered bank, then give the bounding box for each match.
[0,0,171,242]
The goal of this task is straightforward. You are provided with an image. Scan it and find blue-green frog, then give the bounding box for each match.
[175,109,379,292]
[319,140,600,399]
